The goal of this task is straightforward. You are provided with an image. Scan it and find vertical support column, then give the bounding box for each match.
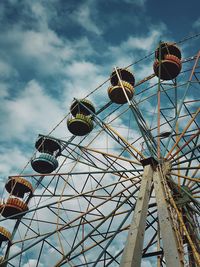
[153,165,184,267]
[120,165,153,267]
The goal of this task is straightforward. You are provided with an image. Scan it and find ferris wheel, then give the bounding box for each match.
[0,37,199,267]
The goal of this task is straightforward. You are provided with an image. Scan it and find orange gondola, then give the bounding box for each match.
[0,198,28,219]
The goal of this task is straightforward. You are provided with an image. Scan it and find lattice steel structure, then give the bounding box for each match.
[0,38,200,267]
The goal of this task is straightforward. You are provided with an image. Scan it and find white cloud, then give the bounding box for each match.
[72,37,95,57]
[7,0,19,4]
[22,29,64,57]
[5,28,73,76]
[23,259,44,267]
[28,2,49,27]
[66,61,98,78]
[111,0,147,7]
[0,60,18,78]
[22,1,57,31]
[2,26,95,78]
[0,80,65,142]
[121,29,160,51]
[0,82,9,98]
[0,147,28,177]
[62,60,107,106]
[123,0,147,6]
[141,259,154,267]
[107,24,167,69]
[193,17,200,28]
[70,1,102,35]
[109,26,165,56]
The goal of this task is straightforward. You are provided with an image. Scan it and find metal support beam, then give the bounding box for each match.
[120,164,153,267]
[153,165,184,267]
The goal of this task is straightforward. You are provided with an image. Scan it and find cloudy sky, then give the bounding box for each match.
[0,0,199,176]
[0,0,199,266]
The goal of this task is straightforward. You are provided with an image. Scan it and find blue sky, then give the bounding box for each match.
[0,0,199,266]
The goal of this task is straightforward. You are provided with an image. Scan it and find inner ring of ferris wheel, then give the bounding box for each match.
[0,38,199,267]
